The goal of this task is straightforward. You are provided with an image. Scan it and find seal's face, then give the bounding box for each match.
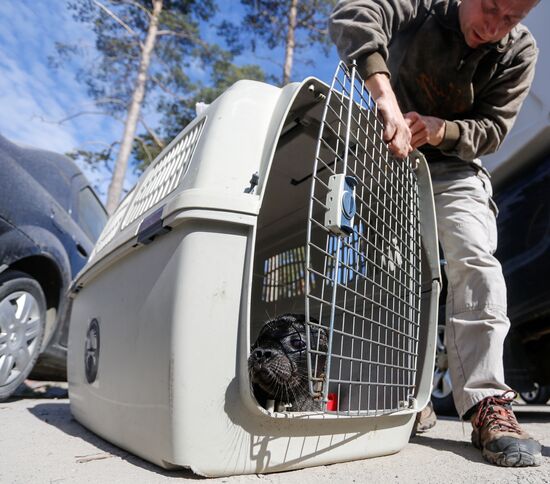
[248,314,328,407]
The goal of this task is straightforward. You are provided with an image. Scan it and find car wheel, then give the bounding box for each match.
[0,270,46,401]
[431,324,457,415]
[520,383,550,405]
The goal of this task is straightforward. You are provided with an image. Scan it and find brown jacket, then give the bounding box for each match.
[329,0,538,163]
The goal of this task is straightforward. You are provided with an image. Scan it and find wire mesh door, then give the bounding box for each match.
[305,62,422,416]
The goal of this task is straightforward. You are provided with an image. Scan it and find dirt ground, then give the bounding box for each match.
[1,382,549,483]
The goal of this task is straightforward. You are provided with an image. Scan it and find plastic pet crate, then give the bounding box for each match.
[68,63,441,477]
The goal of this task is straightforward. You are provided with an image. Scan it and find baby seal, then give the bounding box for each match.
[248,313,328,411]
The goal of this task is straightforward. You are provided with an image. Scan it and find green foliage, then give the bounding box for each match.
[219,0,336,84]
[54,0,266,175]
[65,144,117,196]
[162,59,266,137]
[58,0,217,116]
[133,58,266,172]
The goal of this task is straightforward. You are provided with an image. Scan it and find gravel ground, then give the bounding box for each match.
[0,382,549,483]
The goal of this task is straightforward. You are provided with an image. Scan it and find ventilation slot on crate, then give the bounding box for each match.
[122,117,206,229]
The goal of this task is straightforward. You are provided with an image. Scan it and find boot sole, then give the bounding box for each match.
[482,448,542,467]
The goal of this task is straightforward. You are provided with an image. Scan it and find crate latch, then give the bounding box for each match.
[136,206,172,245]
[324,174,357,236]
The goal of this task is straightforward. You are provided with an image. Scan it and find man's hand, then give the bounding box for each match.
[404,112,446,149]
[365,73,412,159]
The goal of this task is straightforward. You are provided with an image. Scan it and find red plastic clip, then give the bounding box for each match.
[326,392,338,411]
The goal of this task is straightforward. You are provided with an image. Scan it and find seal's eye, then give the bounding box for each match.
[290,338,306,350]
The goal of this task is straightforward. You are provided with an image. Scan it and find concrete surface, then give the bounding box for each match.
[0,383,549,483]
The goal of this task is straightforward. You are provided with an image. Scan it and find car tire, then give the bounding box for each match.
[520,383,550,405]
[0,270,46,401]
[431,324,458,415]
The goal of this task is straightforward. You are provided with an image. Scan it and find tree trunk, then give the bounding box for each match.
[283,0,298,86]
[106,0,163,214]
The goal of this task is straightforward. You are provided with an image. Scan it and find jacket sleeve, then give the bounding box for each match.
[329,0,433,79]
[441,35,538,159]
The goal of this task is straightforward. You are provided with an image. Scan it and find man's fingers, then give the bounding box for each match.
[389,142,409,159]
[389,136,413,159]
[407,120,423,136]
[376,99,412,157]
[407,116,427,135]
[404,111,421,123]
[383,121,396,142]
[411,130,428,148]
[388,139,403,158]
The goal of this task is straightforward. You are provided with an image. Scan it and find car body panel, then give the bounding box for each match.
[0,135,107,380]
[494,153,550,391]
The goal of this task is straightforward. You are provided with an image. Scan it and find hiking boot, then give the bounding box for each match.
[411,400,437,437]
[471,391,542,467]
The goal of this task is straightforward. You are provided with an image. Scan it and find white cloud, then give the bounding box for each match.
[0,0,339,206]
[0,56,79,152]
[0,1,127,200]
[0,2,118,152]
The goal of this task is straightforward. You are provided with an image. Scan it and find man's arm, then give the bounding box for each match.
[404,112,446,149]
[366,73,412,158]
[330,0,432,158]
[329,0,431,80]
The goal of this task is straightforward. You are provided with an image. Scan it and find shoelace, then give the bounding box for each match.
[473,391,522,434]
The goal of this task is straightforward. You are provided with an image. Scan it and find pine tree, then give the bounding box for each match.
[57,0,261,212]
[220,0,335,86]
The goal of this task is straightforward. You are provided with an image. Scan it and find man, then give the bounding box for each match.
[329,0,541,467]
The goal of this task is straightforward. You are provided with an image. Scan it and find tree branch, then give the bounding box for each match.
[156,29,208,48]
[92,0,144,48]
[134,135,154,164]
[33,107,125,126]
[249,52,284,70]
[79,139,119,150]
[149,74,188,101]
[139,117,165,150]
[34,111,109,124]
[111,0,152,19]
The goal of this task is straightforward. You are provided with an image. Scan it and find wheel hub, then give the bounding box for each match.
[435,350,448,370]
[0,290,41,387]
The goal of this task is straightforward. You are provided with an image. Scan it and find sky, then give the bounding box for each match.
[0,1,126,194]
[0,1,340,201]
[0,1,547,200]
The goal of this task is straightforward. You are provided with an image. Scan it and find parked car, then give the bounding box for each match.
[0,134,107,400]
[496,149,550,402]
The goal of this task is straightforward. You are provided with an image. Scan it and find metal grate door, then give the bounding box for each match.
[305,62,422,416]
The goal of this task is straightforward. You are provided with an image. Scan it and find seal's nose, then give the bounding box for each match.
[253,348,272,361]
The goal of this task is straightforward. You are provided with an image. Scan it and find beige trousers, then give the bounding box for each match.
[430,161,511,418]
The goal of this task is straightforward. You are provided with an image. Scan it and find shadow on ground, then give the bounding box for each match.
[27,402,203,480]
[25,390,549,475]
[7,380,69,401]
[411,433,485,463]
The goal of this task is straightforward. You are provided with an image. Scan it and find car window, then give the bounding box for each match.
[78,187,108,242]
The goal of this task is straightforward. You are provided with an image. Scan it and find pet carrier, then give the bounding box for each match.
[68,62,441,477]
